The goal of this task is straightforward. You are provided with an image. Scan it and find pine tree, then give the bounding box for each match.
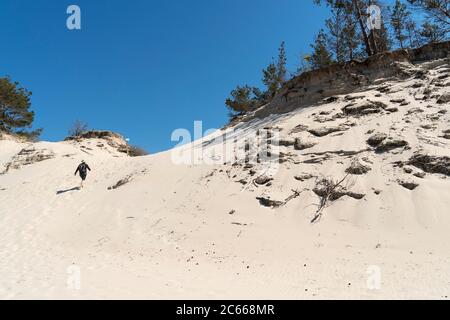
[225,85,263,115]
[419,20,448,43]
[0,77,41,139]
[405,19,420,48]
[407,0,450,28]
[314,0,395,57]
[276,41,287,84]
[226,41,289,117]
[390,0,411,48]
[343,8,362,60]
[262,63,279,98]
[375,16,393,52]
[262,42,288,98]
[325,5,347,62]
[310,30,334,69]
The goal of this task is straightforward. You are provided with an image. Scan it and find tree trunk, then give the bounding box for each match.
[370,29,379,54]
[353,0,373,56]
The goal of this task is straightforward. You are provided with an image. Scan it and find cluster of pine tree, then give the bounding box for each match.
[225,42,288,118]
[226,0,449,117]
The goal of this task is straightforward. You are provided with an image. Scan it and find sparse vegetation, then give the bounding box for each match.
[108,175,133,190]
[68,120,89,137]
[128,145,149,157]
[1,148,55,175]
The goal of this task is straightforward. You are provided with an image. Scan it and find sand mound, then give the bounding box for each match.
[1,43,449,299]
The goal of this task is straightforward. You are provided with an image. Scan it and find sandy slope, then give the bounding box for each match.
[0,59,449,300]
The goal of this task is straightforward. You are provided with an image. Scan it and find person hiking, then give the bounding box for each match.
[74,160,91,188]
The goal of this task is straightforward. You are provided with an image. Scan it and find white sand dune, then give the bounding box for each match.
[1,52,449,300]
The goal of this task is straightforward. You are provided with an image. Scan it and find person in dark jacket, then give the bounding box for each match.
[74,160,91,188]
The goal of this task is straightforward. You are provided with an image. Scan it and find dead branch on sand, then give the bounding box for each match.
[257,189,304,209]
[311,174,350,223]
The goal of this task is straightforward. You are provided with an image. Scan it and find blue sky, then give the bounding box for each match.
[1,1,341,152]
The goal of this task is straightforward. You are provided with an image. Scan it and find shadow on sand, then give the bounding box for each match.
[56,187,81,195]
